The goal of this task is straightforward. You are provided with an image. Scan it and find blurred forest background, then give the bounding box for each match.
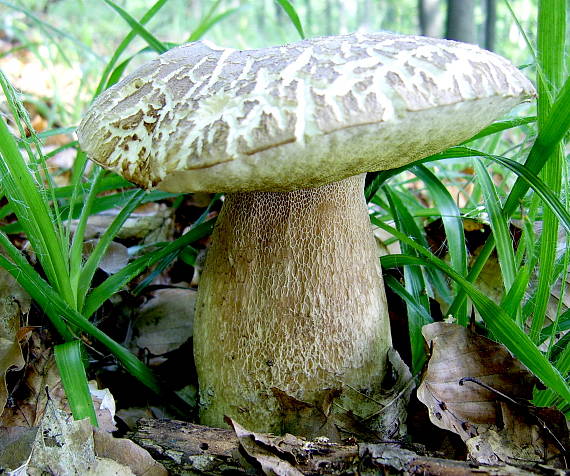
[1,0,539,126]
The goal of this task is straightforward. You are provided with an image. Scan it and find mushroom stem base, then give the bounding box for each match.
[193,174,392,435]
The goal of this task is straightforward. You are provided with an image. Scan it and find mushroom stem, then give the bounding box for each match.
[194,173,392,434]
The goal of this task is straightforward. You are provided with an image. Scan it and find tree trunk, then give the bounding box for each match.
[274,0,285,25]
[445,0,476,44]
[418,0,442,37]
[357,0,372,30]
[303,0,312,36]
[325,0,333,35]
[256,0,265,34]
[484,0,497,51]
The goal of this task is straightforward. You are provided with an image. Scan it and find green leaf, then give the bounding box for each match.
[54,341,98,426]
[412,165,468,324]
[102,0,167,55]
[473,160,517,296]
[83,219,215,318]
[96,0,169,94]
[385,188,432,373]
[371,217,570,406]
[275,0,305,39]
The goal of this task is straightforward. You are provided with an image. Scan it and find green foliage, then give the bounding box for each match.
[0,0,234,422]
[0,0,567,422]
[368,0,569,411]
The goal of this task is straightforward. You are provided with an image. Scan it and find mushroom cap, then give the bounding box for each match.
[78,32,535,193]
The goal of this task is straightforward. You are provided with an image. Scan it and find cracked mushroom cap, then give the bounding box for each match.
[77,32,535,193]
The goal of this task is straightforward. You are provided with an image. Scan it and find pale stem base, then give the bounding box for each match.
[193,173,392,433]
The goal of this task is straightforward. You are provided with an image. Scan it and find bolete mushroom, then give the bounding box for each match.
[78,32,534,435]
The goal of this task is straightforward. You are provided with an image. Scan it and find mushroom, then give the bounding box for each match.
[77,32,534,434]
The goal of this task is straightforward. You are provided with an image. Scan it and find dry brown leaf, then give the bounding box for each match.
[27,403,95,475]
[115,407,155,431]
[133,288,196,355]
[93,428,167,476]
[0,425,39,472]
[227,417,304,476]
[0,298,25,417]
[81,202,173,242]
[0,260,31,313]
[417,322,568,466]
[88,381,117,434]
[84,240,130,275]
[267,349,413,442]
[0,331,68,427]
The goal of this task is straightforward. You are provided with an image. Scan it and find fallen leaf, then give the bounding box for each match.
[272,348,413,441]
[115,407,154,431]
[272,388,342,441]
[83,240,129,275]
[0,425,39,472]
[27,403,95,475]
[227,417,304,476]
[133,288,196,355]
[0,331,68,427]
[93,428,168,476]
[86,457,136,476]
[0,259,31,313]
[80,202,173,242]
[0,298,25,417]
[88,381,117,433]
[417,322,568,466]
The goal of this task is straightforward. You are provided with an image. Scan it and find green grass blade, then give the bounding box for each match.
[385,189,432,373]
[187,6,242,42]
[535,334,570,408]
[384,274,433,362]
[83,218,215,318]
[539,309,570,345]
[381,254,426,269]
[490,155,570,234]
[464,117,537,143]
[69,167,104,300]
[0,77,73,306]
[275,0,306,39]
[473,160,517,296]
[499,264,531,318]
[77,190,145,311]
[0,232,73,341]
[371,216,570,405]
[102,0,167,55]
[0,249,161,394]
[54,341,98,426]
[412,165,468,324]
[106,57,134,88]
[504,75,570,217]
[95,0,169,94]
[530,0,566,343]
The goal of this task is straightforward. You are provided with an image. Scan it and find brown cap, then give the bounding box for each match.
[78,32,535,192]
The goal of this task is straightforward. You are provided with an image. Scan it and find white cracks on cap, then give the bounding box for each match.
[77,32,534,193]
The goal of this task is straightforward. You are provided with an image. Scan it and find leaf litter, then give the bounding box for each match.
[417,322,568,467]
